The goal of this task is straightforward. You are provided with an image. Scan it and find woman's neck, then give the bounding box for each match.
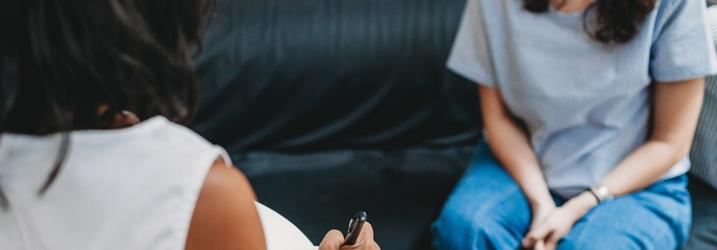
[550,0,593,13]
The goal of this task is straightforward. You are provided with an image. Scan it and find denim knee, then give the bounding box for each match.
[557,233,650,250]
[432,201,502,250]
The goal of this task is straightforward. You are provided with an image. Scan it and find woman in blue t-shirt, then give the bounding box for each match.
[433,0,716,249]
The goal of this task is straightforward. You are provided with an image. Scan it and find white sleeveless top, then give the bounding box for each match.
[0,116,314,250]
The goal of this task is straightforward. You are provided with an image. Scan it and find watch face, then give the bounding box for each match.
[596,186,613,199]
[597,187,607,196]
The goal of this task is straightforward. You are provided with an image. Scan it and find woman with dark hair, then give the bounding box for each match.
[0,1,378,249]
[433,0,715,249]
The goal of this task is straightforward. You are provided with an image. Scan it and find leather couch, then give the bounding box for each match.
[194,0,478,249]
[193,0,717,249]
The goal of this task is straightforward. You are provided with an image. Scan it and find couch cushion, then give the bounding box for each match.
[236,146,474,250]
[684,175,717,250]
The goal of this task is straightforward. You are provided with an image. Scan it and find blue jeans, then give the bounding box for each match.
[432,143,692,250]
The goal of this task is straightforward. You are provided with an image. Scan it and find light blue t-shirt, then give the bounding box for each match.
[449,0,717,197]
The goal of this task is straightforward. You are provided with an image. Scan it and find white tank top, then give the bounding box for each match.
[0,116,314,250]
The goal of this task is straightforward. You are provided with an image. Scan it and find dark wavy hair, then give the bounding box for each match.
[0,0,214,208]
[524,0,656,44]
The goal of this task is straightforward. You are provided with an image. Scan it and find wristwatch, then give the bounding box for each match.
[588,185,615,203]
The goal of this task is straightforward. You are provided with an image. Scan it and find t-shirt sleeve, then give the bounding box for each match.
[447,0,496,87]
[650,0,717,82]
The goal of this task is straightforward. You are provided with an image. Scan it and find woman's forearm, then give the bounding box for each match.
[559,139,692,218]
[601,78,704,197]
[485,118,553,208]
[602,140,691,196]
[479,86,552,208]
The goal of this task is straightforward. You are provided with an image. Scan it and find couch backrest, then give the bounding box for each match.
[689,6,717,189]
[692,76,717,188]
[193,0,481,153]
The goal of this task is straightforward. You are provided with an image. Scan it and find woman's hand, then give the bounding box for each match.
[522,192,597,250]
[527,201,557,249]
[319,222,380,250]
[530,199,557,229]
[522,206,579,250]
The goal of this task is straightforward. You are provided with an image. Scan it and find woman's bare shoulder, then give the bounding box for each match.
[185,160,267,250]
